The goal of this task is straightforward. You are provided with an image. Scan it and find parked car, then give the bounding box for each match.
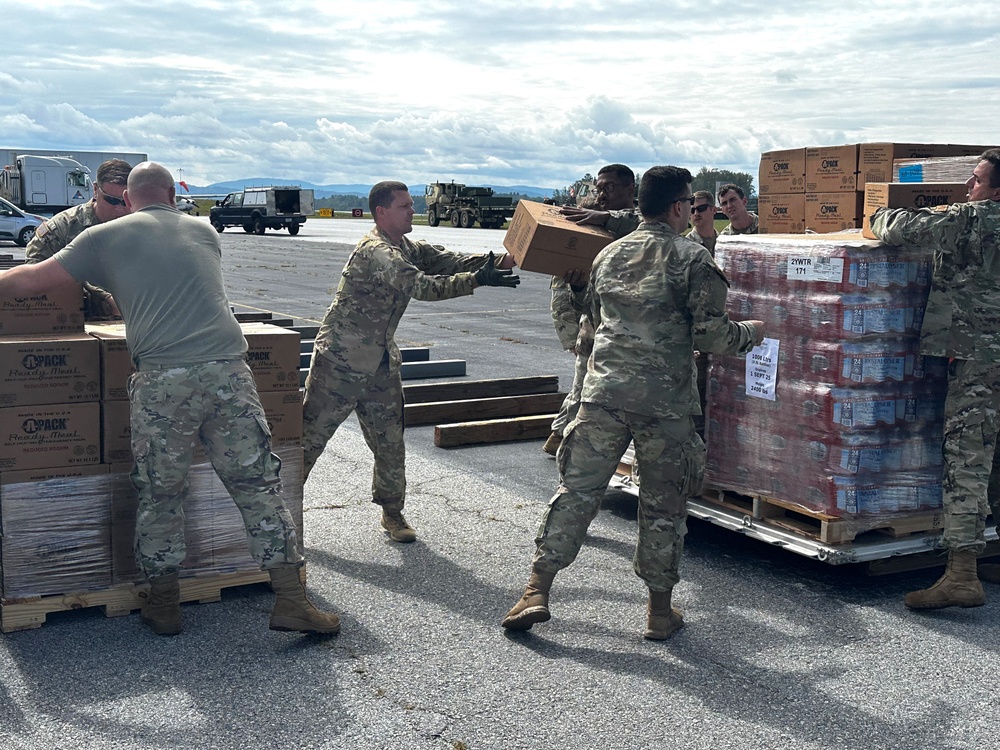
[176,197,199,215]
[0,196,45,247]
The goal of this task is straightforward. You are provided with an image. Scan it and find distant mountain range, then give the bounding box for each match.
[180,179,555,200]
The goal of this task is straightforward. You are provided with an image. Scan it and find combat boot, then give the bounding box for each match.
[542,432,562,456]
[381,507,417,543]
[978,563,1000,584]
[502,569,555,631]
[139,573,182,636]
[644,588,684,641]
[904,549,986,610]
[268,564,341,634]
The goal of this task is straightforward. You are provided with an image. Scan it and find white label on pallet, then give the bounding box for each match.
[746,337,779,401]
[787,256,845,282]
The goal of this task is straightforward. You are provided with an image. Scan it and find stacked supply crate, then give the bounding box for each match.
[705,233,948,521]
[0,284,116,599]
[758,143,990,235]
[88,322,304,584]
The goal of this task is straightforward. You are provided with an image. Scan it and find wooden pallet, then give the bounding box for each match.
[699,487,944,545]
[0,569,272,634]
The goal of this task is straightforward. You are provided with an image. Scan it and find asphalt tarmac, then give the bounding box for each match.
[1,220,998,750]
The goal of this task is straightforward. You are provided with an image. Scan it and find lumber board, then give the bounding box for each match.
[434,414,555,447]
[403,375,560,404]
[400,360,466,380]
[405,392,566,427]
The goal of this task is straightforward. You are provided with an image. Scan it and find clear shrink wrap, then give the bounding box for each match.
[705,234,947,517]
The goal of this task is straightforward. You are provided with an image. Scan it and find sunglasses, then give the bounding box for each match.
[675,196,695,206]
[97,186,127,207]
[691,203,714,214]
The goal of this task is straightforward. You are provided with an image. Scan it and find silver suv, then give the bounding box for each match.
[0,196,44,247]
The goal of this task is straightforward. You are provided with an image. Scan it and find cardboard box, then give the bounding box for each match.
[758,149,806,195]
[806,145,859,193]
[0,284,84,336]
[86,323,132,401]
[241,323,301,392]
[502,200,615,276]
[0,333,100,407]
[101,400,132,463]
[805,192,865,233]
[758,193,806,234]
[0,402,101,472]
[857,143,991,190]
[862,182,969,239]
[259,390,303,445]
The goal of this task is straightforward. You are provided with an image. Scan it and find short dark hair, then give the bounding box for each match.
[693,190,715,203]
[638,166,692,218]
[96,159,132,187]
[369,180,408,215]
[597,163,635,188]
[717,183,745,201]
[979,149,1000,188]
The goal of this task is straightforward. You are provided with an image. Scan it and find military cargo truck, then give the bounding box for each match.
[424,182,516,229]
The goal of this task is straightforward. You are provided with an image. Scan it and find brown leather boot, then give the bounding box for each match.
[978,563,1000,584]
[644,588,684,640]
[381,507,417,543]
[268,564,341,634]
[904,550,986,610]
[502,569,556,631]
[139,573,182,636]
[542,432,562,456]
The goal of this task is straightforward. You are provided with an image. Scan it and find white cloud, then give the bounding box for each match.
[3,0,999,190]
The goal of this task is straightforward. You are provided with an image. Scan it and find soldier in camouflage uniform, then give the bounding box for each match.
[0,162,339,638]
[687,190,719,256]
[544,164,641,455]
[302,181,519,543]
[503,166,765,639]
[25,159,132,319]
[870,148,1000,611]
[718,183,758,236]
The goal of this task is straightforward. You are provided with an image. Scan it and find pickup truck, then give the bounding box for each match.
[209,186,314,235]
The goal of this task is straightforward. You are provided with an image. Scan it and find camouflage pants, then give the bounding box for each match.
[128,359,302,578]
[942,359,1000,552]
[301,352,406,508]
[533,402,706,591]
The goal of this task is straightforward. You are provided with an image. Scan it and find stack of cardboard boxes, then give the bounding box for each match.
[758,143,987,235]
[0,297,304,604]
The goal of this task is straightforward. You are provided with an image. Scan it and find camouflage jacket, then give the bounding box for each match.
[582,221,757,418]
[687,227,718,256]
[314,226,486,375]
[870,201,1000,362]
[548,208,641,350]
[25,200,115,312]
[720,212,758,236]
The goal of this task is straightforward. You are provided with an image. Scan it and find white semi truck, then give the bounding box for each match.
[0,154,93,215]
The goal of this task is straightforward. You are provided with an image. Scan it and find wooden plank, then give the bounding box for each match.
[406,392,566,427]
[434,414,555,447]
[403,375,560,404]
[0,569,273,633]
[400,360,466,380]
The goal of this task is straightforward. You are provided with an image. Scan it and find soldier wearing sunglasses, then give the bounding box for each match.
[687,190,719,256]
[25,159,132,319]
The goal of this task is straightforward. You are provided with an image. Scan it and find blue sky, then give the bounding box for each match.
[3,0,998,190]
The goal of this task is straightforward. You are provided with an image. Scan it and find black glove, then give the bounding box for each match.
[474,251,520,288]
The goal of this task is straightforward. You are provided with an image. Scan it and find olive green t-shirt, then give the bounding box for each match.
[55,204,246,367]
